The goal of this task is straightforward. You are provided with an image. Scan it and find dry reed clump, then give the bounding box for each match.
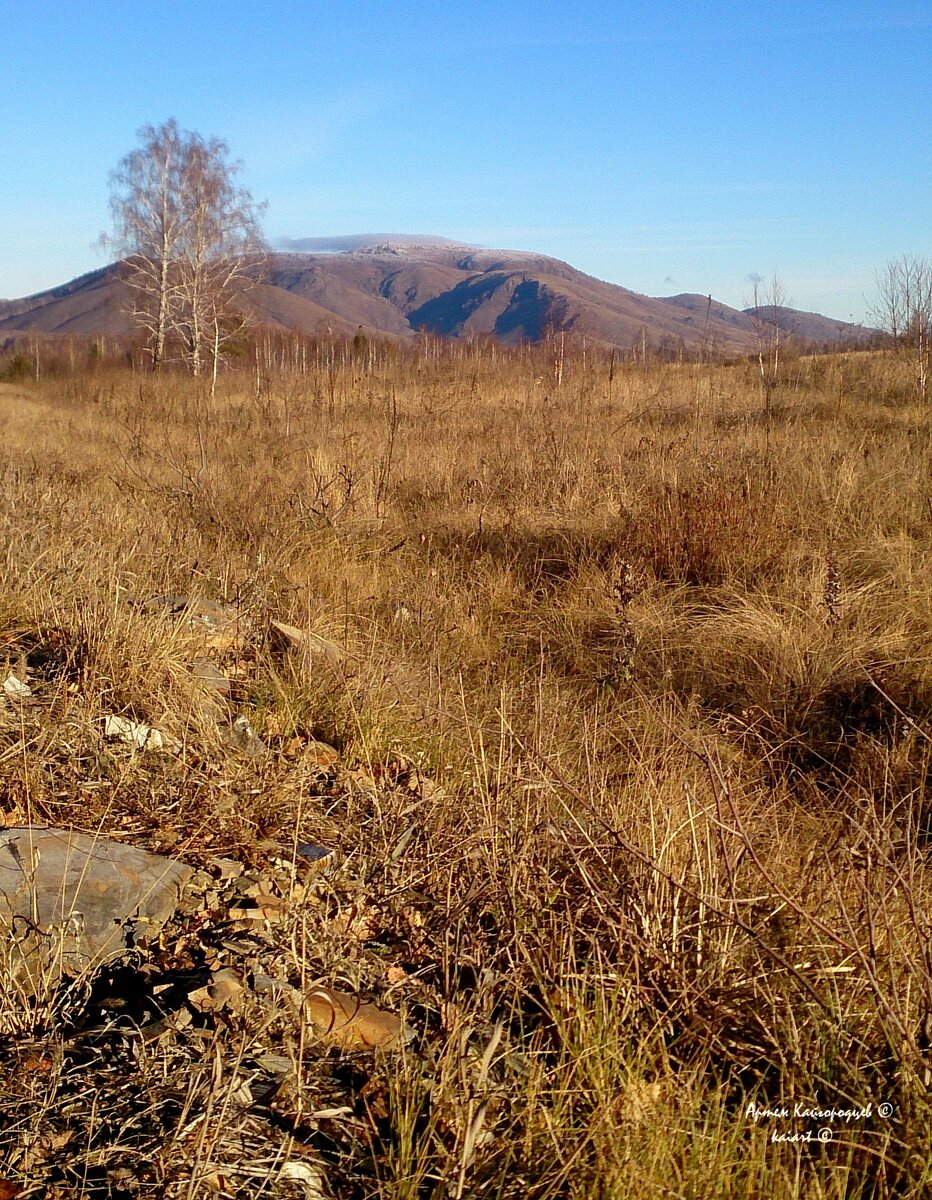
[618,465,792,587]
[1,346,932,1197]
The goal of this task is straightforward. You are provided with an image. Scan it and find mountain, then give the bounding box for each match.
[0,266,132,334]
[739,303,869,346]
[0,239,871,353]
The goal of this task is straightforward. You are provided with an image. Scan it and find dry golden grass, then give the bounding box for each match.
[1,343,932,1197]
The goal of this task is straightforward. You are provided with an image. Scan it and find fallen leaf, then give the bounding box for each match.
[329,902,380,941]
[187,967,244,1013]
[210,966,245,1005]
[228,895,285,921]
[256,1052,293,1075]
[279,733,340,765]
[360,1078,391,1121]
[306,739,339,767]
[208,856,244,880]
[230,1078,255,1106]
[346,766,379,795]
[417,776,446,801]
[21,1052,55,1072]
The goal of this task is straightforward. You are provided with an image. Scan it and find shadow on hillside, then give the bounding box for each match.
[408,274,510,337]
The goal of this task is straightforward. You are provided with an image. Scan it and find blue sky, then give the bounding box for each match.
[2,1,929,321]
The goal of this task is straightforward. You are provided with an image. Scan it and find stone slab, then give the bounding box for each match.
[0,826,193,987]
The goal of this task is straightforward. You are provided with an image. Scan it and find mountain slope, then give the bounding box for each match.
[1,239,871,352]
[743,303,868,345]
[0,266,131,334]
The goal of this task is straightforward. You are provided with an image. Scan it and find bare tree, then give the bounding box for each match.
[106,119,187,370]
[746,273,792,398]
[171,134,266,380]
[106,120,266,377]
[871,255,932,401]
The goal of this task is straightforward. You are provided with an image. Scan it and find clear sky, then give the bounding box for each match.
[2,0,929,322]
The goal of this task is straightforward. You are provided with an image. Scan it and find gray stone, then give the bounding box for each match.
[225,713,268,757]
[0,826,193,988]
[191,658,232,695]
[269,618,345,665]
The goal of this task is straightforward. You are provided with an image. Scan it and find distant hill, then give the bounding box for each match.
[0,239,872,353]
[740,303,869,346]
[0,266,132,334]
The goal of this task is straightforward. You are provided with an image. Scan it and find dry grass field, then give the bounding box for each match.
[1,343,931,1197]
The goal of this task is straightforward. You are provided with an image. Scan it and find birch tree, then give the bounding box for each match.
[171,134,266,378]
[746,273,791,396]
[871,255,932,401]
[106,119,187,370]
[107,120,266,375]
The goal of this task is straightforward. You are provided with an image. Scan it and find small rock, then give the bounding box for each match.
[269,619,345,665]
[104,714,180,753]
[225,714,267,757]
[191,659,232,695]
[2,674,32,700]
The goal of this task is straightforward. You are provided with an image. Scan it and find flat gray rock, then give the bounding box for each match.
[0,826,193,988]
[191,658,232,695]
